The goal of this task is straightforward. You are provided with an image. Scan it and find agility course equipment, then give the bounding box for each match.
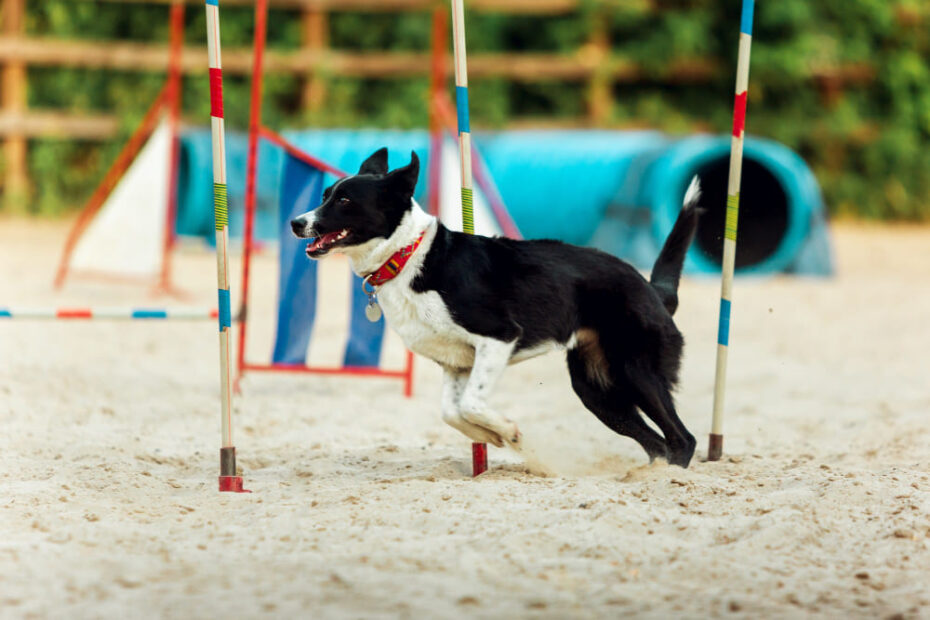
[11,2,221,326]
[269,151,414,378]
[167,0,828,472]
[0,307,217,320]
[708,0,755,462]
[585,132,833,276]
[450,0,487,477]
[233,0,416,396]
[228,0,520,406]
[54,0,184,293]
[177,128,832,278]
[205,0,247,493]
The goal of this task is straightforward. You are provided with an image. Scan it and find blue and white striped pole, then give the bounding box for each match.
[205,0,246,492]
[450,0,485,476]
[451,0,474,237]
[709,0,755,462]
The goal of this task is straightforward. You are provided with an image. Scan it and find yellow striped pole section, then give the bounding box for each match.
[709,0,755,462]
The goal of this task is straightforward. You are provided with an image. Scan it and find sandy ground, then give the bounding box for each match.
[1,217,929,619]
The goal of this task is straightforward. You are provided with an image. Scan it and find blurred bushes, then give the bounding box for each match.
[11,0,930,220]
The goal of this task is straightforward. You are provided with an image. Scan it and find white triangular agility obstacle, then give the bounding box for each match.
[69,120,172,279]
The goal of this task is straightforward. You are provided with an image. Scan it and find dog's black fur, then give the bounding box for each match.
[292,148,702,468]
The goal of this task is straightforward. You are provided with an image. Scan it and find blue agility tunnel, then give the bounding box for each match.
[177,129,833,276]
[589,133,835,276]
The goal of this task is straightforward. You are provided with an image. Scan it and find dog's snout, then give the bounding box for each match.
[290,218,305,237]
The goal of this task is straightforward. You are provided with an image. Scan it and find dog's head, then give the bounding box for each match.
[290,148,420,259]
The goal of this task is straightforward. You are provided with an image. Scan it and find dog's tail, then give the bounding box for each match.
[650,176,703,316]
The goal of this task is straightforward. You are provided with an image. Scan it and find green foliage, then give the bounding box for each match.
[9,0,930,220]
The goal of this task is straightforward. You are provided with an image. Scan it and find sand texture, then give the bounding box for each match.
[1,219,928,619]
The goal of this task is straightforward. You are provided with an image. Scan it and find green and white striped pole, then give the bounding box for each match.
[709,0,755,462]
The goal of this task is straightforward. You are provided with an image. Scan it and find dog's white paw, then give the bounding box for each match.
[443,409,504,446]
[460,407,520,449]
[464,425,505,447]
[503,419,521,446]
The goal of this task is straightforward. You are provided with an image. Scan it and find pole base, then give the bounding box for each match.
[218,475,250,493]
[708,433,724,461]
[472,442,487,477]
[218,446,250,492]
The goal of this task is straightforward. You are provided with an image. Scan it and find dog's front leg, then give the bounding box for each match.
[458,338,521,446]
[440,367,504,446]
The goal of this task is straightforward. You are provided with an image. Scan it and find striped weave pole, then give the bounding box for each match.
[709,0,755,462]
[205,0,246,493]
[450,0,486,478]
[0,307,218,320]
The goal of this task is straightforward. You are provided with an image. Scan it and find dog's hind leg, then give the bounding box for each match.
[625,366,695,468]
[441,366,504,446]
[458,337,521,446]
[567,349,668,462]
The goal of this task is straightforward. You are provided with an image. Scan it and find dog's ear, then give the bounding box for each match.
[358,147,389,176]
[384,151,420,199]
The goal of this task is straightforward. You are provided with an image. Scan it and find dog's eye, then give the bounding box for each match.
[338,197,350,205]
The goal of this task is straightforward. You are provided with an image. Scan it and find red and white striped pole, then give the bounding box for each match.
[450,0,487,477]
[205,0,247,492]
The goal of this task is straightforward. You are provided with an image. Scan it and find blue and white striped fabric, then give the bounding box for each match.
[271,153,386,368]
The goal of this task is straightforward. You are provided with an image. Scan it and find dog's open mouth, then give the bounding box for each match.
[306,228,351,257]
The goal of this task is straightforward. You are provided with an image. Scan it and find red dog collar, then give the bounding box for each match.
[364,230,427,287]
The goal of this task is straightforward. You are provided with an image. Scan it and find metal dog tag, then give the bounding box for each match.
[361,274,382,322]
[365,297,382,322]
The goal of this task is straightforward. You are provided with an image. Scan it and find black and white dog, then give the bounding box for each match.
[291,148,702,468]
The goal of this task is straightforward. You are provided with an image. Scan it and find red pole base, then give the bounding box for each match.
[707,433,724,461]
[219,446,250,492]
[218,476,251,493]
[472,442,487,477]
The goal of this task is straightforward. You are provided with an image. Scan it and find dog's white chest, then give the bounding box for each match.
[376,284,476,369]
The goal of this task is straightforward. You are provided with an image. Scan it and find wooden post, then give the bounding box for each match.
[2,0,27,207]
[586,12,610,126]
[301,6,327,113]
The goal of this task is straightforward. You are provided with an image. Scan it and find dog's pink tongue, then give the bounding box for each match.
[307,231,341,252]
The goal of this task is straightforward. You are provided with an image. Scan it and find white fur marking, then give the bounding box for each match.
[459,338,521,445]
[441,368,502,445]
[509,339,564,364]
[292,210,317,236]
[310,198,525,446]
[683,176,702,208]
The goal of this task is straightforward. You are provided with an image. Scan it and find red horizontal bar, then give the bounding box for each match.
[242,363,408,379]
[57,309,93,318]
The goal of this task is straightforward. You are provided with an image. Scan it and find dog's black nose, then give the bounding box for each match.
[290,219,304,236]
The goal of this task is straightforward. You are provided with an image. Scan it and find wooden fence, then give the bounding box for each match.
[0,0,896,202]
